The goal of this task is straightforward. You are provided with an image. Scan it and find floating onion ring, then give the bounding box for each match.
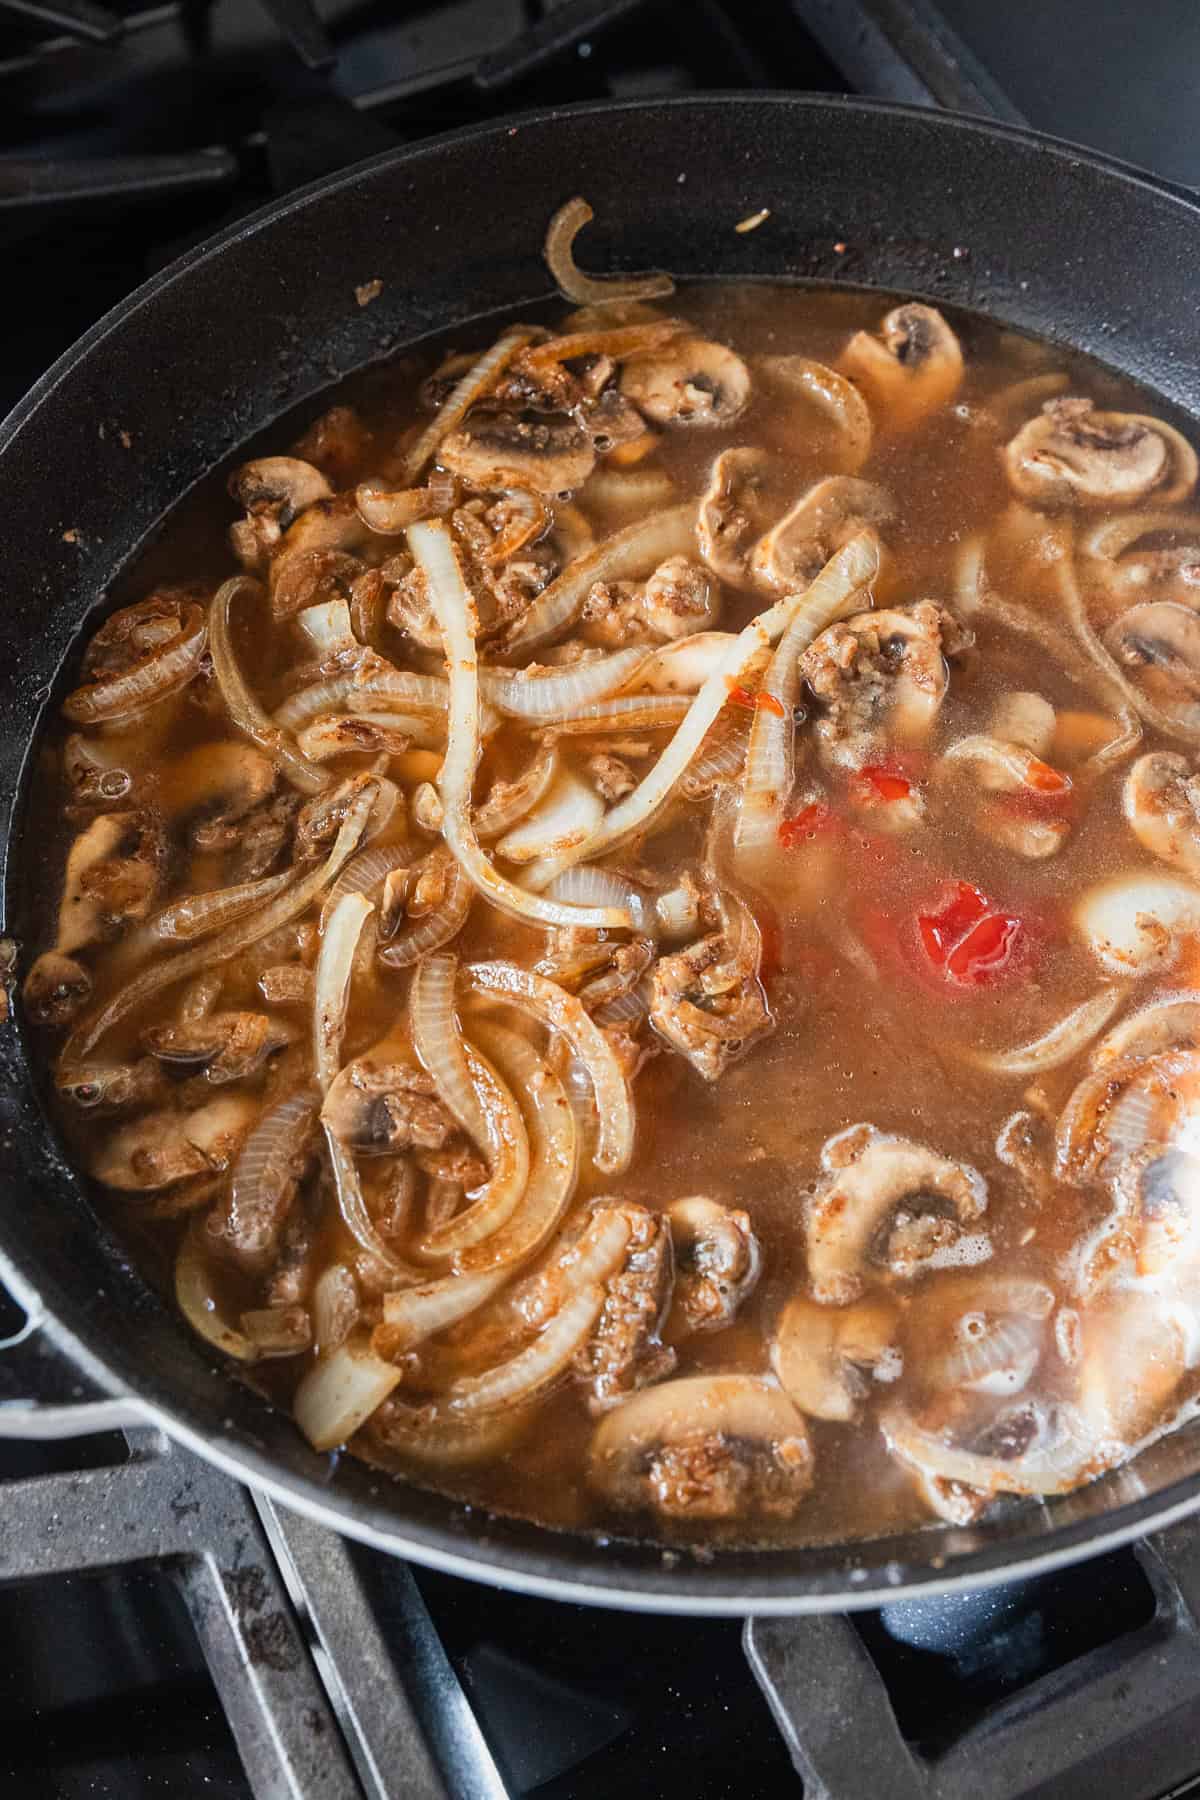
[293,1334,404,1451]
[971,988,1124,1076]
[397,325,538,487]
[176,1218,257,1362]
[63,785,376,1060]
[481,647,651,719]
[408,519,634,931]
[151,870,292,942]
[63,598,208,727]
[410,953,491,1151]
[506,502,696,653]
[543,197,674,308]
[418,1041,530,1258]
[544,866,656,937]
[209,576,329,794]
[465,959,635,1175]
[378,851,474,969]
[735,533,881,857]
[443,1282,606,1417]
[758,356,874,472]
[520,320,681,367]
[881,1401,1099,1497]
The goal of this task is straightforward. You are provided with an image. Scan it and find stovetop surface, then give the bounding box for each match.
[4,2,1200,1795]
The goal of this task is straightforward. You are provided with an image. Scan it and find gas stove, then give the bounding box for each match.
[5,3,1200,1795]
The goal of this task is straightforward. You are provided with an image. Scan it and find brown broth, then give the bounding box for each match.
[24,282,1200,1550]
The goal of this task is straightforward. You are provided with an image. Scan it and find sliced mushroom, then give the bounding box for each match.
[757,357,874,471]
[696,448,773,584]
[291,404,374,486]
[229,457,333,566]
[57,1057,166,1114]
[436,412,595,497]
[321,1060,458,1156]
[92,1094,257,1193]
[1105,603,1200,734]
[55,814,133,955]
[575,1205,676,1413]
[1123,751,1200,878]
[1004,399,1197,508]
[805,1123,989,1305]
[665,1196,761,1337]
[840,303,963,431]
[749,477,894,594]
[1073,872,1200,974]
[1075,1289,1195,1444]
[619,337,750,429]
[277,495,372,559]
[165,741,277,850]
[142,1011,295,1083]
[580,554,719,648]
[647,894,772,1081]
[799,601,969,772]
[588,1374,813,1520]
[902,1273,1055,1401]
[1080,510,1200,616]
[771,1294,899,1421]
[270,548,364,620]
[22,951,91,1026]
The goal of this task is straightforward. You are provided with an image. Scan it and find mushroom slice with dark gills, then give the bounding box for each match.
[647,892,772,1081]
[588,1374,814,1522]
[1104,603,1200,737]
[580,554,719,648]
[799,601,970,773]
[666,1196,762,1337]
[57,1056,166,1116]
[805,1124,990,1306]
[882,1391,1102,1505]
[696,448,773,584]
[141,1010,296,1084]
[228,456,333,567]
[619,337,751,430]
[320,1059,459,1156]
[749,477,894,595]
[91,1093,258,1194]
[436,411,595,497]
[1004,398,1197,508]
[770,1294,900,1421]
[1123,751,1200,879]
[840,303,964,431]
[165,741,277,851]
[575,1204,676,1413]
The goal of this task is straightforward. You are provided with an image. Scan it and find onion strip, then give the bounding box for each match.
[465,959,635,1175]
[735,533,881,855]
[481,647,651,719]
[542,695,690,738]
[63,603,208,726]
[321,844,414,930]
[544,196,674,308]
[1056,548,1191,743]
[378,853,474,969]
[275,667,452,732]
[294,1335,403,1451]
[151,870,292,941]
[313,891,374,1093]
[209,576,329,794]
[970,987,1123,1076]
[418,1042,530,1257]
[506,503,696,653]
[376,1269,510,1353]
[397,325,537,487]
[408,519,634,931]
[443,1282,605,1416]
[64,786,376,1060]
[176,1219,258,1362]
[410,953,490,1150]
[473,743,558,838]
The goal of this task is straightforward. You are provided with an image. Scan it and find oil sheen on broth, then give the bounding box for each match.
[24,277,1200,1551]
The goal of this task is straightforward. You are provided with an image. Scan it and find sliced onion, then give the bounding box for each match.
[466,959,635,1175]
[63,601,208,726]
[1057,550,1199,744]
[515,1205,636,1330]
[506,503,696,653]
[295,598,356,655]
[65,785,376,1060]
[312,1263,359,1354]
[408,519,634,931]
[458,1021,579,1273]
[473,743,558,838]
[397,325,537,487]
[151,870,292,942]
[972,988,1124,1076]
[532,535,881,883]
[544,197,674,307]
[209,576,329,794]
[541,695,690,738]
[735,533,880,855]
[545,866,656,937]
[410,953,490,1150]
[522,320,681,366]
[634,632,738,694]
[176,1218,257,1362]
[240,1306,312,1356]
[313,891,374,1092]
[943,735,1068,790]
[481,647,650,719]
[584,467,676,514]
[321,844,414,930]
[368,1404,532,1468]
[219,1087,320,1275]
[378,852,473,968]
[882,1401,1098,1497]
[496,765,603,862]
[444,1282,605,1416]
[758,356,873,472]
[274,666,451,732]
[296,712,442,760]
[355,480,444,534]
[419,1041,530,1256]
[378,1269,511,1352]
[294,1335,404,1451]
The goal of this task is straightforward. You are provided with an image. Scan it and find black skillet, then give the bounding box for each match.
[1,94,1199,1614]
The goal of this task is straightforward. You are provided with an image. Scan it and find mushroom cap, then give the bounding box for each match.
[164,741,277,837]
[1075,1289,1193,1445]
[805,1123,988,1305]
[696,447,774,583]
[1073,872,1200,975]
[749,476,894,594]
[840,303,963,430]
[666,1195,762,1337]
[1123,751,1200,879]
[1105,602,1200,734]
[588,1374,813,1520]
[228,456,332,526]
[1004,400,1195,508]
[771,1294,899,1421]
[619,336,751,429]
[437,411,596,497]
[92,1095,257,1192]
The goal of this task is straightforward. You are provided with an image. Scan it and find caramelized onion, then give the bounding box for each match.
[418,1042,530,1257]
[506,503,696,653]
[176,1218,258,1362]
[355,480,443,534]
[209,576,329,794]
[63,600,207,726]
[65,785,376,1060]
[221,1087,319,1274]
[274,666,454,733]
[466,960,635,1175]
[294,1335,404,1451]
[545,867,656,936]
[544,197,674,308]
[152,870,291,942]
[541,695,690,738]
[377,852,474,969]
[321,844,414,930]
[410,953,490,1150]
[408,519,634,931]
[397,325,538,487]
[313,891,374,1093]
[444,1282,606,1416]
[971,988,1124,1076]
[481,647,651,719]
[473,743,558,838]
[376,1268,510,1353]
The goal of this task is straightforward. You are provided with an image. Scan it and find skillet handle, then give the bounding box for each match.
[0,1275,148,1439]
